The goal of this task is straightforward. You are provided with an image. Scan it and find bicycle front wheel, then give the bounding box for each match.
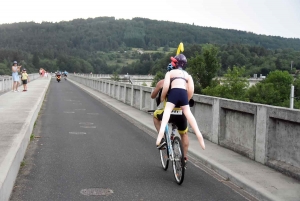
[159,132,169,170]
[172,136,185,184]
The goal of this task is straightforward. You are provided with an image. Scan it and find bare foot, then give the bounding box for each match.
[197,136,205,150]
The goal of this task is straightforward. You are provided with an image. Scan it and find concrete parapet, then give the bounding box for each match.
[69,74,300,180]
[0,74,40,93]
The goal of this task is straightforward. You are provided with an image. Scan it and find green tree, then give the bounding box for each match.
[163,45,170,52]
[187,44,221,93]
[0,63,8,75]
[32,53,40,68]
[247,70,293,106]
[291,75,300,109]
[111,71,120,81]
[203,66,250,101]
[151,71,164,87]
[293,76,300,100]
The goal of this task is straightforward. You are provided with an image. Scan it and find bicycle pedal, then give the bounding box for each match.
[157,140,166,150]
[159,146,166,150]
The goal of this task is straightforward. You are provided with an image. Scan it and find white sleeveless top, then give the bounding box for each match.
[12,66,18,73]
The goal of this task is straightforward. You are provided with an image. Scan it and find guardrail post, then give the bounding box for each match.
[212,98,220,144]
[117,82,121,100]
[108,81,111,96]
[139,86,143,110]
[150,88,155,110]
[123,85,127,103]
[104,80,107,94]
[131,85,134,106]
[97,80,100,91]
[255,105,267,164]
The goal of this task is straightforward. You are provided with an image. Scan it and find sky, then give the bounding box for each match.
[1,0,300,38]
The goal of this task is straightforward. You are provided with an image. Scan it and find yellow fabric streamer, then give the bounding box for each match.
[176,42,184,55]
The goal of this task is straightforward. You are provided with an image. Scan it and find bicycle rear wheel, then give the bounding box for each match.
[159,132,169,170]
[172,136,185,184]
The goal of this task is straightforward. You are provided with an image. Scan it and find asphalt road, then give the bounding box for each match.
[10,78,248,201]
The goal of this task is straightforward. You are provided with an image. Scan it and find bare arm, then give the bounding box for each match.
[187,75,194,100]
[161,72,170,102]
[151,79,164,99]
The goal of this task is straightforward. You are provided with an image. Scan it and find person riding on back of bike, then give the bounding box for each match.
[151,63,190,161]
[156,54,205,151]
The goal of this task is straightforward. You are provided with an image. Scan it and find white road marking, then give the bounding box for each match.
[87,113,99,115]
[79,122,94,125]
[69,132,86,135]
[64,111,75,113]
[80,126,97,128]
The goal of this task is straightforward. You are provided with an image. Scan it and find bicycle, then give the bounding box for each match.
[148,110,185,185]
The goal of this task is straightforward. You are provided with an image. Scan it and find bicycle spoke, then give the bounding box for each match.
[172,136,185,185]
[159,131,169,170]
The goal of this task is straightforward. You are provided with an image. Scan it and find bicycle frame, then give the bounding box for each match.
[164,124,174,161]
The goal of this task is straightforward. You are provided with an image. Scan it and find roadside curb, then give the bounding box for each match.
[0,78,51,201]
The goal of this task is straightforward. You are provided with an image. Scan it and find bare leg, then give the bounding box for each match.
[16,81,19,91]
[180,133,189,158]
[156,102,175,145]
[13,81,17,91]
[181,105,205,150]
[153,117,161,132]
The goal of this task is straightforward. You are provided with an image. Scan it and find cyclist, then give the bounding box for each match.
[156,54,205,150]
[151,63,189,161]
[55,71,61,79]
[63,70,68,79]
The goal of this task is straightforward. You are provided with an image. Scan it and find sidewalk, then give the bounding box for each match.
[0,77,51,201]
[69,79,300,201]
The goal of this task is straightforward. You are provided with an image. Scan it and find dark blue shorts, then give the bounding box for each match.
[167,88,189,107]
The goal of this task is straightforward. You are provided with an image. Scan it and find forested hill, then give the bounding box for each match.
[1,16,300,57]
[1,16,300,76]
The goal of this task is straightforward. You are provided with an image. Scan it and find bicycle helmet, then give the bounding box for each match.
[13,61,17,64]
[167,63,173,71]
[170,54,187,69]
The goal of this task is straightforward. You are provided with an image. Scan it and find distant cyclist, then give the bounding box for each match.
[55,71,61,79]
[63,70,68,80]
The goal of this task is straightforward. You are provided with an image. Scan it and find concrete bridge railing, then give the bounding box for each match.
[75,73,154,80]
[0,73,40,92]
[70,74,300,180]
